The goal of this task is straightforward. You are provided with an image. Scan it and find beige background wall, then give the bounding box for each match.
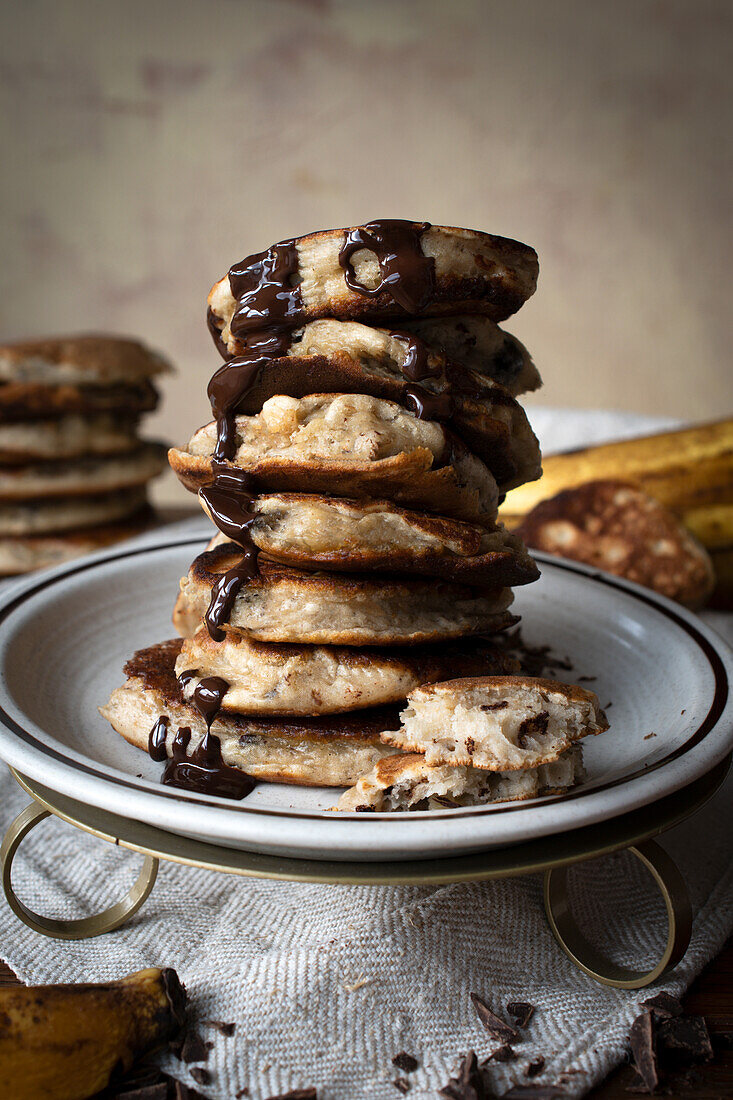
[1,0,730,503]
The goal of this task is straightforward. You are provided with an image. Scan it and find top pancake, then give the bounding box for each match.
[208,222,539,357]
[0,335,172,386]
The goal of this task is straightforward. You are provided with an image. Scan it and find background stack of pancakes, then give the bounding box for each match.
[104,221,557,800]
[0,336,170,575]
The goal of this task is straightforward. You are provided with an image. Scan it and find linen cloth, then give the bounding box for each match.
[1,409,731,1100]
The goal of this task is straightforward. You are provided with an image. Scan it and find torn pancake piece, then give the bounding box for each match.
[199,494,539,589]
[382,675,608,769]
[169,393,499,522]
[175,542,516,645]
[337,745,585,811]
[100,639,399,787]
[175,625,519,716]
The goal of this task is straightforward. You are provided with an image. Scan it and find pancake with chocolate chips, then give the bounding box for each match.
[198,494,539,589]
[0,335,171,386]
[208,221,539,360]
[169,393,499,523]
[100,639,400,787]
[382,675,608,769]
[207,319,540,490]
[174,541,516,646]
[337,745,585,812]
[174,625,519,717]
[0,443,167,501]
[515,479,715,609]
[0,508,155,575]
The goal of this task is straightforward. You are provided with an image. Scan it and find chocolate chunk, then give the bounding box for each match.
[392,1052,419,1073]
[640,992,682,1020]
[526,1058,545,1077]
[657,1014,713,1064]
[265,1090,318,1100]
[190,1067,212,1086]
[179,1030,211,1064]
[438,1050,491,1099]
[207,1018,237,1036]
[517,712,549,748]
[470,992,519,1043]
[507,1001,535,1028]
[489,1045,517,1062]
[480,701,509,711]
[629,1011,658,1093]
[393,1078,411,1094]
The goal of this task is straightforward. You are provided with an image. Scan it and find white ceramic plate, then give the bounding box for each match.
[0,529,730,862]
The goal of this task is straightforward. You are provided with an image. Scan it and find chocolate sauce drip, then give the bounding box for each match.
[204,553,258,642]
[176,668,198,690]
[338,220,436,313]
[206,307,230,360]
[148,715,170,762]
[199,476,261,640]
[390,331,441,383]
[403,384,456,422]
[190,675,230,730]
[162,726,255,800]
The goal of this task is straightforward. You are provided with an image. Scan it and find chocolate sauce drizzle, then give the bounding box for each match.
[199,470,261,641]
[338,220,436,313]
[148,715,169,762]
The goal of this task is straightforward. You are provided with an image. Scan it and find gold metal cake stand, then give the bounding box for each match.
[3,759,729,989]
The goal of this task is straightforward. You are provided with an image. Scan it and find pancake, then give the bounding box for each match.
[199,493,539,589]
[396,315,541,396]
[169,393,499,523]
[0,443,167,501]
[208,221,539,357]
[0,486,148,536]
[515,479,715,610]
[211,319,540,490]
[382,675,608,770]
[337,746,584,812]
[0,379,159,421]
[0,335,172,386]
[0,509,156,575]
[0,413,140,464]
[175,542,516,645]
[175,625,519,716]
[100,639,400,787]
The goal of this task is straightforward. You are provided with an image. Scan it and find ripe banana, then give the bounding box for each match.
[501,418,733,550]
[0,966,186,1100]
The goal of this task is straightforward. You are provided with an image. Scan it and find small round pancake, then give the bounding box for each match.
[208,222,539,358]
[0,508,156,575]
[175,542,515,646]
[0,413,140,464]
[396,315,541,396]
[0,379,159,421]
[382,675,608,770]
[100,639,400,787]
[0,486,148,536]
[175,625,519,716]
[515,479,715,609]
[169,393,499,523]
[0,443,167,501]
[0,335,172,386]
[213,319,540,490]
[200,493,539,589]
[337,745,585,812]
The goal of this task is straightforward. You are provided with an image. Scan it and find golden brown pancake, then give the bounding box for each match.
[0,443,167,501]
[0,413,140,464]
[382,675,608,770]
[0,508,156,575]
[175,542,516,645]
[100,639,400,787]
[0,487,148,536]
[337,745,584,811]
[0,335,172,385]
[0,379,159,421]
[516,479,715,609]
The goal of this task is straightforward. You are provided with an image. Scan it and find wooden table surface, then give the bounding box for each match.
[1,942,730,1097]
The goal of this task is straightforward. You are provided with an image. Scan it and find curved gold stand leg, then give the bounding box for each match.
[1,801,159,940]
[544,839,692,988]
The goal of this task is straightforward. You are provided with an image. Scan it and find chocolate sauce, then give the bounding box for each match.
[176,668,198,691]
[403,384,456,422]
[162,727,255,800]
[148,715,170,762]
[199,476,261,640]
[390,331,441,383]
[206,306,230,360]
[338,220,435,313]
[190,675,230,730]
[204,553,258,642]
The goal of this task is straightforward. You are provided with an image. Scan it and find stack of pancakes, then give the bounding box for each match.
[103,221,559,800]
[0,336,170,574]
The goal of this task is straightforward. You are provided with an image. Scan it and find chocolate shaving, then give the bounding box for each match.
[206,1018,237,1036]
[640,992,682,1020]
[438,1050,492,1099]
[392,1052,419,1073]
[189,1068,212,1086]
[629,1011,658,1093]
[179,1030,211,1064]
[526,1057,545,1077]
[657,1014,713,1064]
[495,626,573,678]
[489,1045,517,1062]
[507,1001,535,1028]
[393,1079,411,1094]
[470,992,519,1043]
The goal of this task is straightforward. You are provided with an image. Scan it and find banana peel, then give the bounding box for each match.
[501,418,733,548]
[0,966,186,1100]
